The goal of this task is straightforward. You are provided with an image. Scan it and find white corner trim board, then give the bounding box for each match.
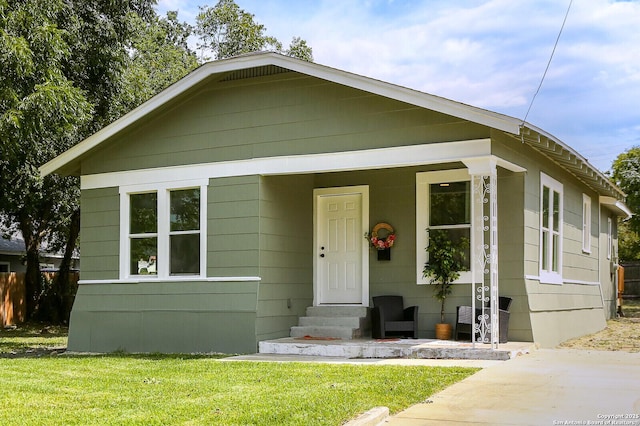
[80,139,519,190]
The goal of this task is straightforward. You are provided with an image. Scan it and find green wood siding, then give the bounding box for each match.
[599,209,618,319]
[81,72,489,176]
[496,168,533,342]
[208,176,260,277]
[315,166,475,337]
[256,175,314,340]
[79,187,119,280]
[492,131,608,346]
[493,132,603,285]
[67,280,259,353]
[70,177,264,354]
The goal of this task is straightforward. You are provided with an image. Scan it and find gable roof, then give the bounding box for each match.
[39,51,625,201]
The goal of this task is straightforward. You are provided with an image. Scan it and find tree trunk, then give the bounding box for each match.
[54,208,80,323]
[22,229,42,319]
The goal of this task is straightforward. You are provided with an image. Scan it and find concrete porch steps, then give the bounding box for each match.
[259,338,536,361]
[289,306,370,340]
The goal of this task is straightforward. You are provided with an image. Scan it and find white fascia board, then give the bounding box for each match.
[599,196,632,219]
[41,53,522,177]
[81,139,493,190]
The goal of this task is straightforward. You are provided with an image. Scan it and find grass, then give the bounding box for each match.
[559,298,640,353]
[0,326,477,425]
[0,322,68,354]
[0,358,476,425]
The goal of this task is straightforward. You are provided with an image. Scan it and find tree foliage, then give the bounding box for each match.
[612,147,640,260]
[196,0,312,61]
[0,0,93,319]
[120,11,199,111]
[0,0,312,322]
[0,0,163,321]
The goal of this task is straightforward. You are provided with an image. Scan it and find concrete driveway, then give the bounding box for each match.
[386,349,640,425]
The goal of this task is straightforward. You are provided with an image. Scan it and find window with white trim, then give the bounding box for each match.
[121,180,207,279]
[607,217,613,260]
[416,170,471,284]
[582,194,591,253]
[540,173,563,284]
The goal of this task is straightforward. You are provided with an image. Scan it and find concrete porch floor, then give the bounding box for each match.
[258,337,536,361]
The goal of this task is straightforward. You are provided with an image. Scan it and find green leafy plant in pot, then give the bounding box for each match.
[423,229,469,340]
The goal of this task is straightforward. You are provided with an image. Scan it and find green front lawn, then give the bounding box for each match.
[0,356,476,425]
[0,326,477,424]
[0,323,68,353]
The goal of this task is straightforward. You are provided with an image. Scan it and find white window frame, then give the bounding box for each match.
[416,169,472,285]
[119,179,208,280]
[539,173,563,284]
[0,262,9,273]
[582,194,591,253]
[607,217,613,260]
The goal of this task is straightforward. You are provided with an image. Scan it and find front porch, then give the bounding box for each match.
[258,337,535,361]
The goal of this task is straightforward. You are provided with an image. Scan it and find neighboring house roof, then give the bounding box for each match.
[0,234,79,260]
[39,51,625,202]
[0,237,26,256]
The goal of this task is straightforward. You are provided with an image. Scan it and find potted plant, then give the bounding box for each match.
[422,229,468,340]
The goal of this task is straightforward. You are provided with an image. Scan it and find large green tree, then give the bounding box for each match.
[121,10,199,111]
[0,0,159,320]
[1,0,91,320]
[612,147,640,260]
[1,0,311,322]
[196,0,312,61]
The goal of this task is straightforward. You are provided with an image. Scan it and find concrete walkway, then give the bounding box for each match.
[386,349,640,425]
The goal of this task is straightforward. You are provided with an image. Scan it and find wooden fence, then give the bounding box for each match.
[0,272,79,327]
[0,273,26,327]
[621,261,640,298]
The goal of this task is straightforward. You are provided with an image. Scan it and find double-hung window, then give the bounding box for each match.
[540,173,563,284]
[129,192,159,275]
[121,180,207,280]
[582,194,591,253]
[416,170,471,284]
[607,217,613,260]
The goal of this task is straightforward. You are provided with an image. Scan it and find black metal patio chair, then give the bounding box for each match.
[371,295,419,339]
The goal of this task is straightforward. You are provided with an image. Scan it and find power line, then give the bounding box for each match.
[521,0,573,127]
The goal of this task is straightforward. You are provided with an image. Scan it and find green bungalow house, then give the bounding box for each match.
[41,52,630,353]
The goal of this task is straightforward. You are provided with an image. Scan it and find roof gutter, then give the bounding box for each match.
[600,196,632,219]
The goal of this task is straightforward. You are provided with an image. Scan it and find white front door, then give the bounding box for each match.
[314,186,369,305]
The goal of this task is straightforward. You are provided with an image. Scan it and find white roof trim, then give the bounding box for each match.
[80,139,496,190]
[40,52,522,177]
[600,196,632,219]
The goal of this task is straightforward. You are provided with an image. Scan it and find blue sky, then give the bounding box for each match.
[157,0,640,173]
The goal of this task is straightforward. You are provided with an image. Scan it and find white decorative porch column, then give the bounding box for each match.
[465,158,499,349]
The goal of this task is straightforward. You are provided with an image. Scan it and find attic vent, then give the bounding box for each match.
[220,65,290,82]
